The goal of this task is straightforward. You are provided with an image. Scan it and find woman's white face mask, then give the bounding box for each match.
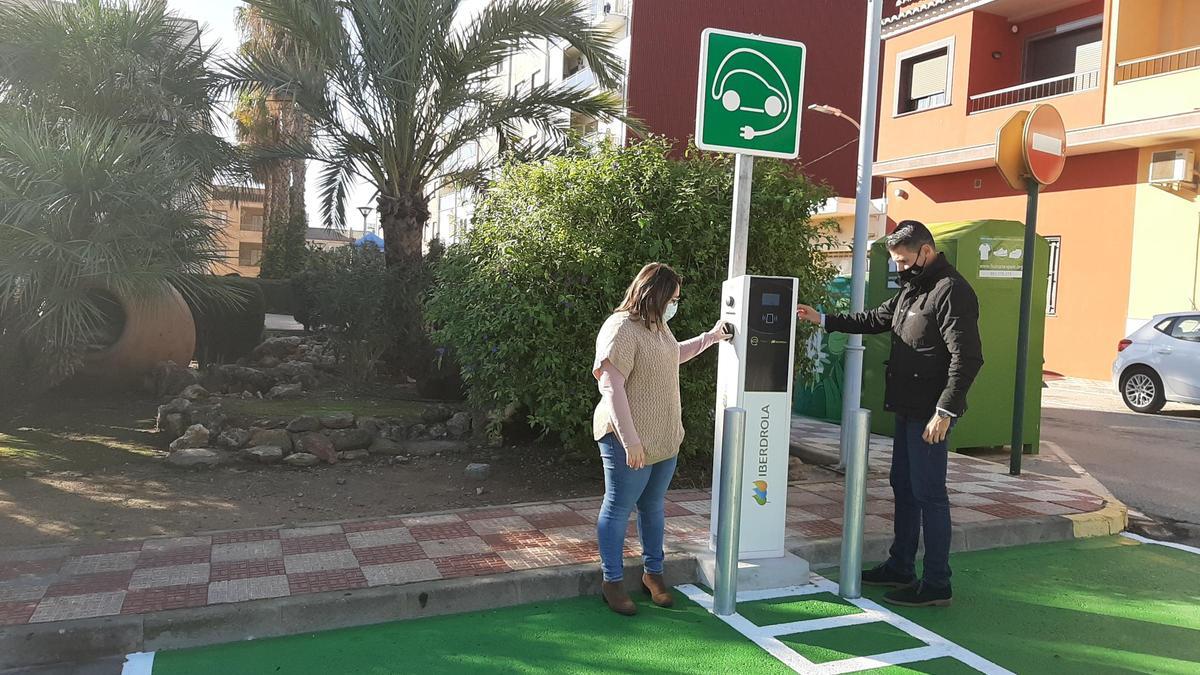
[663,299,678,323]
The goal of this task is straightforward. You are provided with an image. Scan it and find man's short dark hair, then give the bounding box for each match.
[887,220,936,252]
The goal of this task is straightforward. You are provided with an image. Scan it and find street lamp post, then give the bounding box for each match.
[357,206,372,242]
[808,104,862,132]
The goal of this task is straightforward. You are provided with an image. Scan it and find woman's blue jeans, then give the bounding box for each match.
[596,433,678,583]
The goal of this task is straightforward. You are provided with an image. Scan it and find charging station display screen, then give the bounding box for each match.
[745,279,793,392]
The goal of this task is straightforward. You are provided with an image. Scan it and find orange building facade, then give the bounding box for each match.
[876,0,1200,380]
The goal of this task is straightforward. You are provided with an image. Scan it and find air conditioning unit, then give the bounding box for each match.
[1149,149,1198,188]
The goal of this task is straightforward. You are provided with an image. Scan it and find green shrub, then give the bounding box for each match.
[426,139,836,460]
[180,277,266,367]
[292,244,433,386]
[245,278,295,315]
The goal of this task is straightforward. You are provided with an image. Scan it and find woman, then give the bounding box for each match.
[592,262,730,615]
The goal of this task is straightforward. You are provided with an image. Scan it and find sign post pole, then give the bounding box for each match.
[728,154,754,280]
[994,103,1066,476]
[1010,179,1040,475]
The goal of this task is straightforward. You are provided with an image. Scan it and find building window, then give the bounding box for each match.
[1046,236,1061,316]
[241,211,264,231]
[896,39,953,115]
[1024,19,1102,83]
[239,242,263,267]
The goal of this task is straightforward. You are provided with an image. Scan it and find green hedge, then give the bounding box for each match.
[179,276,266,367]
[426,139,836,459]
[244,278,295,315]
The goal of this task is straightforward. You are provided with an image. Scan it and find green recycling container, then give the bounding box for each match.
[860,220,1048,454]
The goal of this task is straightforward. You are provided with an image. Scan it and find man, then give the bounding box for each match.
[796,220,983,607]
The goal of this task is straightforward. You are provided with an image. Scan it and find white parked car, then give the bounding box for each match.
[1113,312,1200,413]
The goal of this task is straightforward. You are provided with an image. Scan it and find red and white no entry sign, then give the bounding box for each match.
[1023,104,1066,186]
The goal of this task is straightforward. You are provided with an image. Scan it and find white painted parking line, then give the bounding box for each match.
[121,651,155,675]
[1121,532,1200,556]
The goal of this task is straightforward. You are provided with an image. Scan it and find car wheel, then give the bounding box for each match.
[1120,367,1166,414]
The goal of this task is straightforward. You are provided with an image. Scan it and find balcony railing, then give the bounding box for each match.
[1116,46,1200,83]
[968,70,1100,114]
[562,66,597,91]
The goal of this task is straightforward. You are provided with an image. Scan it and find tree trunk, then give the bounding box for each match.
[377,189,429,268]
[258,99,310,279]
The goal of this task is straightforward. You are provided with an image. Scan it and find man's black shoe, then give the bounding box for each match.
[861,564,916,588]
[883,582,953,607]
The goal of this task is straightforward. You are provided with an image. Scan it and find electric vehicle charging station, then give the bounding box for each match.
[710,275,799,559]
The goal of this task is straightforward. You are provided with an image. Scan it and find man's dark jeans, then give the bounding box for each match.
[885,416,952,588]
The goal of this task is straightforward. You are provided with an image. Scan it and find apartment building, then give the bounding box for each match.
[208,187,352,276]
[426,0,632,247]
[876,0,1200,379]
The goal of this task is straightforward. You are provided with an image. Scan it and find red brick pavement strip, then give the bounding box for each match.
[987,492,1040,504]
[211,529,281,545]
[0,601,39,625]
[662,502,693,518]
[210,558,287,583]
[280,534,351,556]
[287,569,369,595]
[1053,499,1105,511]
[0,560,63,580]
[121,584,208,615]
[972,503,1044,519]
[434,553,511,579]
[44,572,132,598]
[136,547,211,569]
[482,532,557,552]
[342,519,409,534]
[459,508,520,521]
[409,522,478,542]
[351,543,427,566]
[523,511,590,529]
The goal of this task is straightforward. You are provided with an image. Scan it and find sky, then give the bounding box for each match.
[164,0,490,235]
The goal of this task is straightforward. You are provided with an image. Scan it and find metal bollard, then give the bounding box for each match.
[713,407,747,616]
[839,408,871,599]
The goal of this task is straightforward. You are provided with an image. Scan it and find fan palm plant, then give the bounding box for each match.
[0,0,236,390]
[233,5,313,279]
[223,0,635,269]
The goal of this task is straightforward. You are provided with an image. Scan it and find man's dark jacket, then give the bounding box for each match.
[826,253,984,419]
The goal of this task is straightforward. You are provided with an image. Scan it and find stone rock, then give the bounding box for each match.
[788,456,809,482]
[249,428,293,453]
[241,446,284,464]
[217,364,275,394]
[268,383,304,400]
[189,405,229,437]
[180,384,209,401]
[217,428,251,450]
[162,413,187,439]
[271,361,318,389]
[328,428,372,452]
[421,404,454,425]
[357,417,384,437]
[296,432,338,464]
[407,424,428,440]
[464,463,491,480]
[254,336,303,360]
[446,412,472,439]
[283,452,320,467]
[167,448,221,468]
[428,424,448,440]
[286,415,321,433]
[161,397,192,415]
[337,449,370,461]
[259,356,281,369]
[319,412,355,429]
[368,438,405,456]
[170,425,210,451]
[407,440,468,457]
[146,361,201,398]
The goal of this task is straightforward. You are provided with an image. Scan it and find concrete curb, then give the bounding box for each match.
[0,556,698,671]
[789,440,840,466]
[1066,500,1129,538]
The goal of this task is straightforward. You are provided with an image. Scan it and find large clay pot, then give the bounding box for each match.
[80,285,196,381]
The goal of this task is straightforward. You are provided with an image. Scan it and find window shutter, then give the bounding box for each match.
[909,51,949,99]
[1074,40,1102,73]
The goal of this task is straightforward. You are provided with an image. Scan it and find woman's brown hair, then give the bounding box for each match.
[615,263,681,329]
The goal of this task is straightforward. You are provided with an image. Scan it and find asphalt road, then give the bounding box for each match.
[1039,382,1200,541]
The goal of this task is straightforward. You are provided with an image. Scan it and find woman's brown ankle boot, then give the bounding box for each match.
[641,573,674,607]
[601,581,637,615]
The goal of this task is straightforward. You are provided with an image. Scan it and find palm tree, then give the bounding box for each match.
[0,0,235,389]
[223,0,633,270]
[233,5,313,279]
